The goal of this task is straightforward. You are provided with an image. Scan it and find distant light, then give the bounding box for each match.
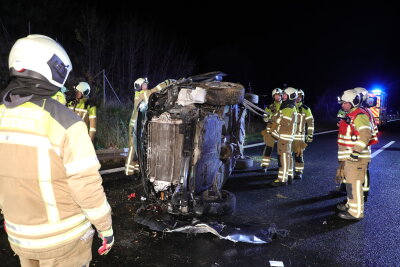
[371,88,382,95]
[215,75,223,81]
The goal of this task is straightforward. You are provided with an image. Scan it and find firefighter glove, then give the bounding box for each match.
[334,161,345,184]
[98,227,114,255]
[348,151,360,162]
[306,135,313,143]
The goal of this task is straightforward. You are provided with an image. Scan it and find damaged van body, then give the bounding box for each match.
[134,72,253,216]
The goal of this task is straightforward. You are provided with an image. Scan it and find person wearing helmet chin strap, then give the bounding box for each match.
[292,89,314,180]
[335,89,375,220]
[125,77,176,176]
[260,88,282,172]
[270,87,298,186]
[0,34,113,267]
[67,82,97,141]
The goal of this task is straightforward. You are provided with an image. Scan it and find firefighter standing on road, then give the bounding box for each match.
[125,78,176,175]
[353,87,379,201]
[292,89,314,180]
[260,88,282,171]
[0,34,113,267]
[335,89,375,220]
[67,82,97,141]
[270,87,298,186]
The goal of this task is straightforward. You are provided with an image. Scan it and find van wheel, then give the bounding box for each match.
[200,82,245,105]
[234,156,254,170]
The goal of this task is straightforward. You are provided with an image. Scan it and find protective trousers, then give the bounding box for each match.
[344,160,368,218]
[18,234,93,267]
[277,140,293,182]
[261,131,276,168]
[292,140,307,174]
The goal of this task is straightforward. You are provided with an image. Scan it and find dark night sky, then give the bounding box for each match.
[1,1,400,110]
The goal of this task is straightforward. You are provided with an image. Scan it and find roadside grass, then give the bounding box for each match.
[94,101,132,150]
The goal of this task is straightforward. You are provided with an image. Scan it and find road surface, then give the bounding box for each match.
[0,122,399,267]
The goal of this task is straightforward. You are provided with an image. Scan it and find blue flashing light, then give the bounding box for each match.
[371,88,382,95]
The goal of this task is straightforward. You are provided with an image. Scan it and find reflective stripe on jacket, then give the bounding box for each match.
[0,98,111,254]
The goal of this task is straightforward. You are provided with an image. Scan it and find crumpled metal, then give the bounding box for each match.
[134,206,289,244]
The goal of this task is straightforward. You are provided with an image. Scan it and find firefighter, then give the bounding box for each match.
[67,81,97,141]
[335,89,375,220]
[0,34,113,266]
[292,89,314,180]
[270,87,298,186]
[353,87,379,201]
[260,88,282,171]
[125,78,176,175]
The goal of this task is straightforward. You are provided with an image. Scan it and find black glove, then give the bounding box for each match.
[348,151,360,162]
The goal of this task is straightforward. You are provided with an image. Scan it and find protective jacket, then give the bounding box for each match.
[0,91,111,258]
[294,102,314,141]
[271,101,297,142]
[126,79,175,175]
[67,98,97,140]
[338,107,374,162]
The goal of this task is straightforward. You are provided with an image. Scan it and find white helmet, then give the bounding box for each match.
[353,87,368,101]
[339,89,361,107]
[283,87,298,100]
[271,88,282,97]
[134,77,148,91]
[75,82,90,96]
[8,34,72,88]
[297,89,304,97]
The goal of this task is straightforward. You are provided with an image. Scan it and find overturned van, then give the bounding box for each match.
[134,72,256,216]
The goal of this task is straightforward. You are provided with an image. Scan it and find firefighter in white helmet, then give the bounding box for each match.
[335,89,376,220]
[125,78,176,175]
[270,87,298,186]
[260,88,282,171]
[292,89,314,180]
[0,34,113,266]
[348,87,379,201]
[67,81,97,141]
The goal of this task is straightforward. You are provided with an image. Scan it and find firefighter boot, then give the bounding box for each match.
[338,211,363,220]
[336,203,349,212]
[294,171,303,180]
[271,179,287,187]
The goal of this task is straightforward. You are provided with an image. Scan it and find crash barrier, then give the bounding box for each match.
[97,129,339,175]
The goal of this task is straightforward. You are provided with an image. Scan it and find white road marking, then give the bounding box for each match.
[371,141,395,158]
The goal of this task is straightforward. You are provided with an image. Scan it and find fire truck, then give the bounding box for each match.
[367,89,387,125]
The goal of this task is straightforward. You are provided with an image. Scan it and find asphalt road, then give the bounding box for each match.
[0,121,399,267]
